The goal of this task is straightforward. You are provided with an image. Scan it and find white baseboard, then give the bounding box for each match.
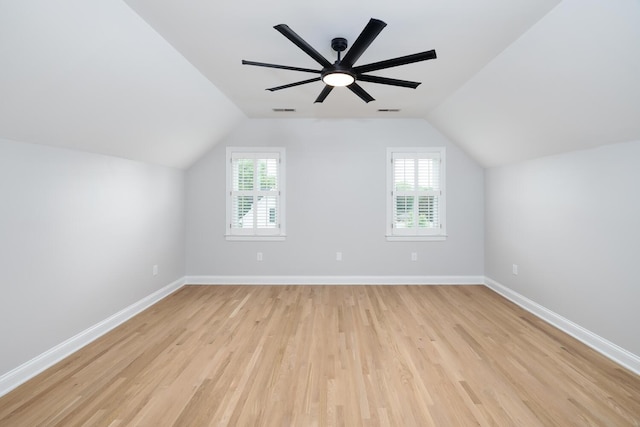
[185,275,485,285]
[0,277,186,398]
[484,276,640,376]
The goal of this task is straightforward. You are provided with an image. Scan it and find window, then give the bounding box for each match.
[387,147,446,241]
[226,147,285,240]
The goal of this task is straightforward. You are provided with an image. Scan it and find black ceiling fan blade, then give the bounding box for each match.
[274,24,332,68]
[357,74,421,89]
[242,60,321,74]
[354,50,437,74]
[266,77,321,92]
[348,82,375,103]
[341,18,387,67]
[314,85,334,103]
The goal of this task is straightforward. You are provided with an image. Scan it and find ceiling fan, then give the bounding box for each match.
[242,18,437,103]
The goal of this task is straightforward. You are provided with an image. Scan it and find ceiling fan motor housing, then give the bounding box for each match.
[321,63,355,80]
[322,37,355,86]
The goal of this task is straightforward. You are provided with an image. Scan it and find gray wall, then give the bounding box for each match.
[485,140,640,356]
[186,119,484,277]
[0,138,185,375]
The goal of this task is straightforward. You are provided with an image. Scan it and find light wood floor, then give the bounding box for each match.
[1,285,639,426]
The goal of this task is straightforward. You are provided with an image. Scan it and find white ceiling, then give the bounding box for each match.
[427,0,640,167]
[0,0,244,169]
[123,0,560,119]
[1,0,638,169]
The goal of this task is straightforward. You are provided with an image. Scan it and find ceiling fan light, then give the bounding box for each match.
[322,72,355,87]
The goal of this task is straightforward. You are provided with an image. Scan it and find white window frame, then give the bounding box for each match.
[226,147,286,241]
[386,147,446,241]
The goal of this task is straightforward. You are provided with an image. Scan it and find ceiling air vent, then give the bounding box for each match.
[377,109,401,112]
[272,108,296,112]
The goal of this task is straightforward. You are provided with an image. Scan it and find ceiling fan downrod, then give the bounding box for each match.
[331,37,348,63]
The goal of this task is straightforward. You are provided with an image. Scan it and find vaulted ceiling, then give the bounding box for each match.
[1,0,638,169]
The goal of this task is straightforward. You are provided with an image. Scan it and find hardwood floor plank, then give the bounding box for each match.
[1,285,639,426]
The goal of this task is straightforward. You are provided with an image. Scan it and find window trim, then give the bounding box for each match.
[225,147,286,241]
[386,147,447,242]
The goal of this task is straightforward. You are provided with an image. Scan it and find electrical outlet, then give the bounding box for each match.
[411,252,418,261]
[336,252,342,261]
[257,252,263,261]
[512,264,518,275]
[153,265,158,276]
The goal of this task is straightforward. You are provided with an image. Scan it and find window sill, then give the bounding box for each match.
[386,235,447,242]
[225,235,286,242]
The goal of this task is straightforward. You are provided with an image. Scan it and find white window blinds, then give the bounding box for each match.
[227,149,285,238]
[388,148,446,238]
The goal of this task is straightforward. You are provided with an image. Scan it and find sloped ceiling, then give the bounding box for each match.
[427,0,640,167]
[0,0,244,169]
[1,0,638,169]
